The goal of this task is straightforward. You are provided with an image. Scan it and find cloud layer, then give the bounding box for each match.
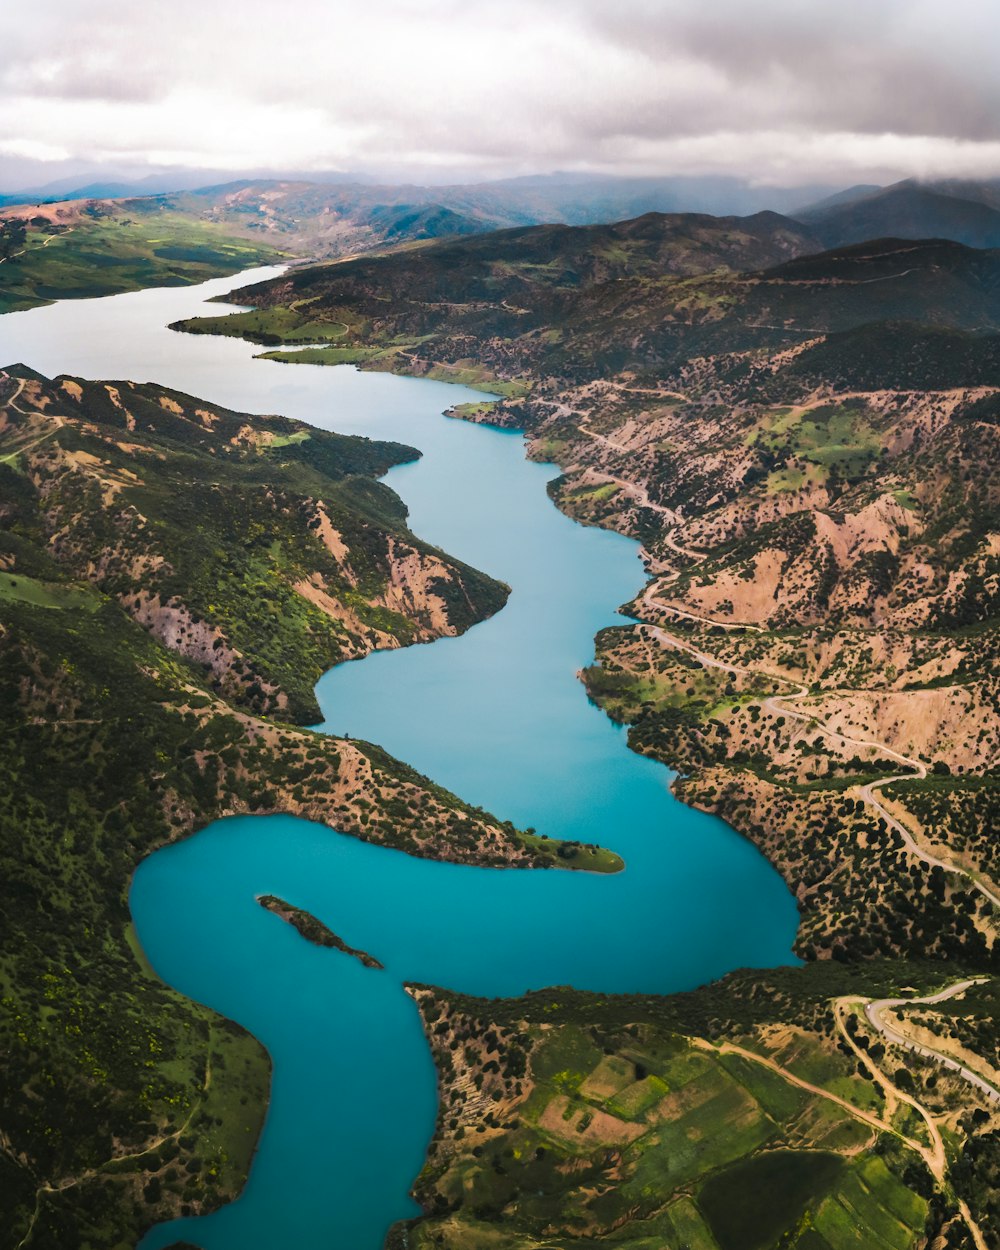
[3,0,1000,186]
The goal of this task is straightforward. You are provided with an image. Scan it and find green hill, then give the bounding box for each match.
[0,200,283,312]
[0,362,619,1246]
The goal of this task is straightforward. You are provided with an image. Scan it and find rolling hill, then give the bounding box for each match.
[796,179,1000,250]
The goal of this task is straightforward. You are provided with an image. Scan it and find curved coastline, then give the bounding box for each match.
[2,271,801,1250]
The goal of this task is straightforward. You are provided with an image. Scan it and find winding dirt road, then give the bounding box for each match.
[837,981,996,1250]
[636,581,1000,912]
[863,979,1000,1105]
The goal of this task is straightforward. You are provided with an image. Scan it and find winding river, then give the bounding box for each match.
[2,271,800,1250]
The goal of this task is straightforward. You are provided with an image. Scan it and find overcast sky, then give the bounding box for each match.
[3,0,1000,189]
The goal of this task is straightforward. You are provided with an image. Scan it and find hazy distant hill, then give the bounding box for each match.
[152,180,493,254]
[125,177,833,261]
[0,166,836,220]
[797,179,1000,249]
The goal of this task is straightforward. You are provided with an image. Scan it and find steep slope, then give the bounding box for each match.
[0,366,510,723]
[0,365,623,1248]
[169,209,825,387]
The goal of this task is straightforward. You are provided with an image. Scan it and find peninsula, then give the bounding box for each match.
[173,213,999,1248]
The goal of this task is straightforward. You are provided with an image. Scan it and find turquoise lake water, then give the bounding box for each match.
[1,272,801,1249]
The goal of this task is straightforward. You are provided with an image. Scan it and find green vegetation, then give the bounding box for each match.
[0,569,98,611]
[0,203,281,312]
[4,199,999,1248]
[883,776,999,887]
[749,401,881,486]
[698,1151,845,1250]
[175,304,530,394]
[163,218,998,1249]
[0,364,604,1244]
[0,368,508,723]
[259,345,378,365]
[393,966,987,1249]
[174,231,1000,397]
[257,895,385,968]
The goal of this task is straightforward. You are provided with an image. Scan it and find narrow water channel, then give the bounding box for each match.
[2,273,800,1249]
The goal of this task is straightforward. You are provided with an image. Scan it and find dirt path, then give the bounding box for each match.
[836,983,995,1250]
[0,227,67,266]
[692,1035,929,1157]
[863,979,1000,1105]
[0,375,66,464]
[14,1053,214,1249]
[3,376,27,410]
[833,998,947,1178]
[0,424,61,464]
[858,780,1000,910]
[636,581,999,912]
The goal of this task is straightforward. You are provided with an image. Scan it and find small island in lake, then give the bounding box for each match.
[257,895,385,969]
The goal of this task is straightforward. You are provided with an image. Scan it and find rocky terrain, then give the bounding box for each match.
[0,368,618,1248]
[178,217,1000,1248]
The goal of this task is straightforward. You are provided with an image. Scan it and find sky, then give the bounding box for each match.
[3,0,1000,191]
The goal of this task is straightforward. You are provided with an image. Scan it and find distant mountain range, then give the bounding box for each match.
[0,169,836,219]
[7,171,1000,264]
[794,177,1000,249]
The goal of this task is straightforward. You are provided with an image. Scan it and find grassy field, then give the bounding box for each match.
[0,570,98,611]
[0,207,281,311]
[403,983,940,1250]
[173,301,532,395]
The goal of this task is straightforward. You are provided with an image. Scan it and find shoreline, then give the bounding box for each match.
[16,259,991,1244]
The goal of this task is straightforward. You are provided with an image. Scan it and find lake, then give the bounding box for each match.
[1,272,800,1249]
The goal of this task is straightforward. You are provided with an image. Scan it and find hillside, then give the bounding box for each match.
[1,169,839,229]
[0,366,514,723]
[797,183,1000,251]
[173,224,1000,1245]
[393,970,999,1249]
[175,232,1000,385]
[0,199,282,312]
[158,179,494,254]
[171,208,828,385]
[10,173,1000,320]
[0,365,629,1246]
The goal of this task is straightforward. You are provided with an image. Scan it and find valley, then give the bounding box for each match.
[0,190,996,1250]
[163,214,999,1247]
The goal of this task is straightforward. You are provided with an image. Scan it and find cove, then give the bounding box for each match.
[1,272,801,1250]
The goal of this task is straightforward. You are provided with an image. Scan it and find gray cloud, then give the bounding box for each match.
[2,0,1000,187]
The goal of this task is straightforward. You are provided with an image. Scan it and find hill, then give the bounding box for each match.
[174,229,1000,392]
[797,180,1000,250]
[0,199,282,313]
[0,366,516,723]
[0,176,837,315]
[0,363,624,1246]
[158,179,494,254]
